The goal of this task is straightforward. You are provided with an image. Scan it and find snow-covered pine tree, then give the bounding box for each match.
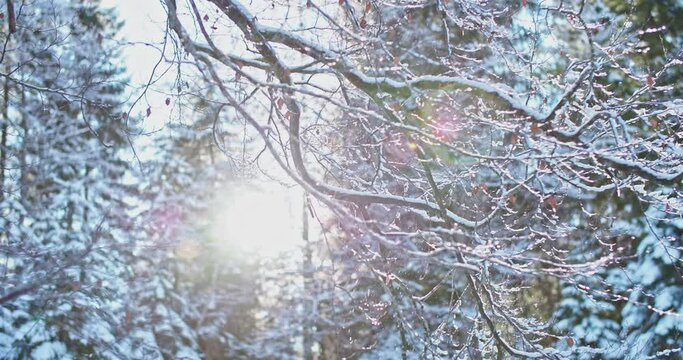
[606,1,683,358]
[119,122,209,360]
[618,213,683,359]
[121,95,263,358]
[551,0,683,357]
[0,1,133,358]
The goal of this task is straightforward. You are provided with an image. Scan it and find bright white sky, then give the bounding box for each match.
[101,0,166,81]
[101,0,170,129]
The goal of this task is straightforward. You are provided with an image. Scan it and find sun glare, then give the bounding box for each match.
[207,182,302,257]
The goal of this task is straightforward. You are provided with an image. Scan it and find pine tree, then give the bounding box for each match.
[619,212,683,359]
[120,97,264,358]
[0,0,133,358]
[550,0,683,357]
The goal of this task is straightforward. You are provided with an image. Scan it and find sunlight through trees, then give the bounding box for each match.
[0,0,682,358]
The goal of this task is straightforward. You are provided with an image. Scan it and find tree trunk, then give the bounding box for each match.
[302,193,314,360]
[0,75,8,203]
